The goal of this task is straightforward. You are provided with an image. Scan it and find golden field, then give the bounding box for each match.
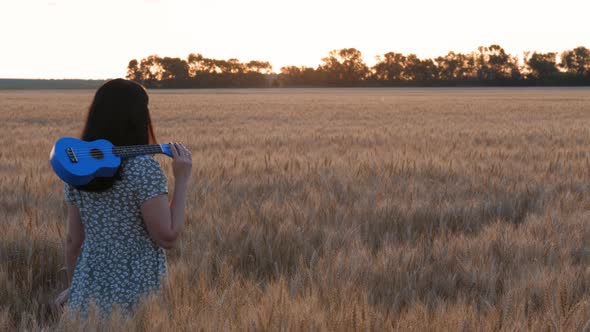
[2,87,590,330]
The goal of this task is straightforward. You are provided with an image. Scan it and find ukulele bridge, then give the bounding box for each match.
[66,147,78,163]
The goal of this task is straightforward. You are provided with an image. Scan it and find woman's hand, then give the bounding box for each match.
[170,143,192,183]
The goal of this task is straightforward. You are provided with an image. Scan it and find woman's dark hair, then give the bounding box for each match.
[77,78,157,192]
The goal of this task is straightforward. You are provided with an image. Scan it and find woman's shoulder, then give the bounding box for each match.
[122,155,168,195]
[124,155,161,169]
[122,155,165,179]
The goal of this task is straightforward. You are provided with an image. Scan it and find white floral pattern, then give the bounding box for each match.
[64,155,168,318]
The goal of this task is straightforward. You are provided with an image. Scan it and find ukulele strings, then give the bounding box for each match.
[72,146,165,159]
[73,148,162,157]
[73,151,162,159]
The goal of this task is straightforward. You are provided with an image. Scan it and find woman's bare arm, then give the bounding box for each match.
[141,180,188,249]
[65,204,84,285]
[141,143,192,249]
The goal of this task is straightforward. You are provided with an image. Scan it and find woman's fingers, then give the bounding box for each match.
[169,143,176,158]
[178,143,191,159]
[170,142,191,161]
[170,142,179,158]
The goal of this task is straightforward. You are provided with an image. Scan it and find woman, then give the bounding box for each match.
[56,78,192,318]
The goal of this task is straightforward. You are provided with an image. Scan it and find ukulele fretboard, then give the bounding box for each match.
[112,145,164,158]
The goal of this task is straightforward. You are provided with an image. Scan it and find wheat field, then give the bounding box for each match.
[2,87,590,330]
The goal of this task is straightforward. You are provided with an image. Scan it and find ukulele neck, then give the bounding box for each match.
[112,145,167,158]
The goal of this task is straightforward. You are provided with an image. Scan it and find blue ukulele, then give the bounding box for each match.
[50,137,173,186]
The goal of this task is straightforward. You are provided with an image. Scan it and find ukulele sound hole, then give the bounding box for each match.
[90,148,104,160]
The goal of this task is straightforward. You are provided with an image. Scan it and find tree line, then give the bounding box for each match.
[126,45,590,88]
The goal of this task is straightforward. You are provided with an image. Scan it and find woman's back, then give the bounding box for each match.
[64,155,168,317]
[57,79,192,320]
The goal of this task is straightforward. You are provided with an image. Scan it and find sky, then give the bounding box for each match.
[1,0,589,79]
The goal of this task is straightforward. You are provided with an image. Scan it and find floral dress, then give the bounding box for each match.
[64,155,168,318]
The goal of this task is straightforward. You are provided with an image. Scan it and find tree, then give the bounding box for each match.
[201,58,219,73]
[560,46,590,76]
[246,60,272,74]
[403,54,436,81]
[187,53,205,77]
[372,52,406,81]
[139,55,164,81]
[474,45,519,80]
[435,52,475,80]
[277,66,321,86]
[209,59,244,74]
[278,66,303,86]
[127,45,590,88]
[126,59,142,82]
[227,58,245,74]
[526,52,559,79]
[159,57,189,80]
[319,48,369,85]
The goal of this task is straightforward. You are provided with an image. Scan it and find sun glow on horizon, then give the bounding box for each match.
[1,0,589,79]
